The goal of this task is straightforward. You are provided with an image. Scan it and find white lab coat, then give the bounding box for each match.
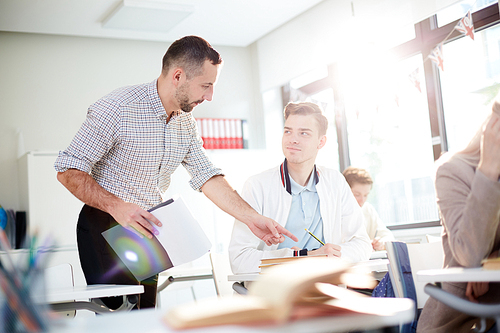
[229,165,371,274]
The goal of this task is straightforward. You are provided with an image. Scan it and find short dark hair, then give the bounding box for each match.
[162,35,222,79]
[342,166,373,187]
[284,102,328,136]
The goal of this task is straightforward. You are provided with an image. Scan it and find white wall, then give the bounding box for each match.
[0,31,262,211]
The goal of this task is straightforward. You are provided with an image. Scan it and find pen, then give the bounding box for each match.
[304,228,325,246]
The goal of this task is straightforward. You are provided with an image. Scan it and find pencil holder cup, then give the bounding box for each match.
[0,259,49,332]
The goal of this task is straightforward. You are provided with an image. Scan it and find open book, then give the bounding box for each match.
[259,254,328,272]
[482,257,500,270]
[102,195,212,281]
[164,257,380,329]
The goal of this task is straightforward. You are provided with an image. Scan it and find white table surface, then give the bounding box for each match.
[370,250,388,260]
[417,267,500,283]
[49,297,415,333]
[351,259,389,273]
[159,265,212,277]
[228,259,389,282]
[40,284,144,303]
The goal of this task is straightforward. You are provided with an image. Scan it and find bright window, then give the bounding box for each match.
[343,54,439,226]
[306,88,340,170]
[436,0,497,27]
[440,24,500,152]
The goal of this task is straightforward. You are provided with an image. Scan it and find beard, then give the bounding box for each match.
[175,82,203,113]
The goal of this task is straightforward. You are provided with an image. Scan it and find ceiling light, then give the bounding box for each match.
[102,0,194,33]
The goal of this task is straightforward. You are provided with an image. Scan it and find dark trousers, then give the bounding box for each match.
[76,204,157,309]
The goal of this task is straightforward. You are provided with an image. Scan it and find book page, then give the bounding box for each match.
[249,258,349,313]
[482,257,500,270]
[164,257,352,329]
[165,296,275,329]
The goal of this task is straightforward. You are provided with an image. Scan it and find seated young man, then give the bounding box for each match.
[229,102,371,274]
[342,167,395,251]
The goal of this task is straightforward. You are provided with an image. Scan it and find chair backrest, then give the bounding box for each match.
[44,263,74,291]
[44,263,76,318]
[425,234,442,243]
[386,241,413,300]
[209,252,235,297]
[386,241,444,309]
[407,241,444,308]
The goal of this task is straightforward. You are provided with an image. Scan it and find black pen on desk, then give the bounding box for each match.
[305,228,325,246]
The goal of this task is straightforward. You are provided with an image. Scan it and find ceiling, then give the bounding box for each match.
[0,0,325,47]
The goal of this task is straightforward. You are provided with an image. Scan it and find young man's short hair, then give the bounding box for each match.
[284,102,328,136]
[162,35,222,79]
[342,166,373,188]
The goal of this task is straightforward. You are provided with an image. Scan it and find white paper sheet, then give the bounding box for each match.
[149,195,212,267]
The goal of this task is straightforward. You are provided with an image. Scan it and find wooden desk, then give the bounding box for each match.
[50,297,415,333]
[416,267,500,283]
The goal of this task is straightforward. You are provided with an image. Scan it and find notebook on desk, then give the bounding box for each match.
[102,195,212,281]
[370,250,388,260]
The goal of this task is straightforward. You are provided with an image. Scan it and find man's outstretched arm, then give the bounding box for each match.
[201,175,298,246]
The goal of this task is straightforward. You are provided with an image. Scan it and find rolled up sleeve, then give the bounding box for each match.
[54,100,119,174]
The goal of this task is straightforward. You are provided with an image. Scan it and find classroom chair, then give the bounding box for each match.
[156,260,214,308]
[45,263,139,314]
[209,252,243,297]
[423,283,500,333]
[385,240,444,332]
[44,263,76,318]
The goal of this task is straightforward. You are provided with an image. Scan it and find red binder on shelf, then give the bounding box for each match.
[212,118,220,149]
[235,119,243,149]
[223,119,230,149]
[201,119,208,149]
[198,118,244,150]
[228,119,236,149]
[220,118,226,149]
[206,119,214,149]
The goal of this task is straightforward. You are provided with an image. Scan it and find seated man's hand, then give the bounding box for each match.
[371,237,385,251]
[308,243,341,258]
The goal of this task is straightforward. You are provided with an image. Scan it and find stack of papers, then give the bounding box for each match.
[102,195,212,281]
